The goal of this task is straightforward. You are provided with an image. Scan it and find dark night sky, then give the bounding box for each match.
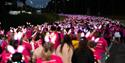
[0,0,125,30]
[46,0,125,16]
[0,0,125,16]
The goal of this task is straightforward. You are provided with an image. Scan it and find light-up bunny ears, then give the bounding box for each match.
[7,45,25,54]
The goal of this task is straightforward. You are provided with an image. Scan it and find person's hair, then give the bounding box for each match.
[72,37,95,63]
[57,26,61,31]
[42,42,54,60]
[16,28,21,33]
[88,41,97,48]
[50,26,56,31]
[43,42,54,53]
[72,36,77,40]
[7,52,23,63]
[95,31,102,37]
[10,40,19,49]
[11,52,22,62]
[78,37,88,51]
[60,35,73,53]
[66,28,70,32]
[43,28,48,32]
[34,32,42,41]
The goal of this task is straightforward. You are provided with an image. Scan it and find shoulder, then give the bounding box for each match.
[36,46,43,50]
[51,55,63,63]
[56,45,61,53]
[34,46,43,53]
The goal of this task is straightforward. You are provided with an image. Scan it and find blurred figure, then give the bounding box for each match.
[93,31,108,63]
[56,35,74,63]
[22,34,32,63]
[1,40,25,63]
[36,42,63,63]
[32,41,44,63]
[72,37,94,63]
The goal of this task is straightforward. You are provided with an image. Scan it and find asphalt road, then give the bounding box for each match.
[106,43,125,63]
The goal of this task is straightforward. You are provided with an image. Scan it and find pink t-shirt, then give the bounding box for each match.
[22,49,30,63]
[94,37,108,60]
[22,41,32,52]
[22,41,32,63]
[34,39,43,49]
[36,55,63,63]
[1,40,8,50]
[26,30,32,39]
[1,50,11,63]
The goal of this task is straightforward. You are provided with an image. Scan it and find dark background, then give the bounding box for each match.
[0,0,125,16]
[0,0,125,30]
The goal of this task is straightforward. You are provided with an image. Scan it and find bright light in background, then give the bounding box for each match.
[17,0,24,7]
[25,0,51,9]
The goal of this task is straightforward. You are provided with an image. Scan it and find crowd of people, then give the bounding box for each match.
[0,14,125,63]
